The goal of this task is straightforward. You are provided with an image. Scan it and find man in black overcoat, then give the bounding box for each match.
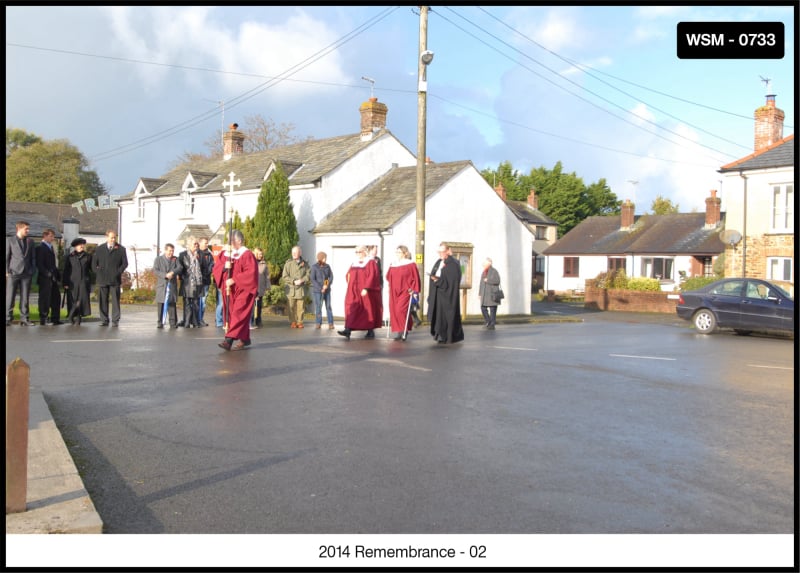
[427,242,464,344]
[35,228,62,325]
[92,229,128,326]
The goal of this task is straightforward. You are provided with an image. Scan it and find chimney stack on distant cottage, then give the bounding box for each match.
[754,93,784,151]
[705,189,721,228]
[527,189,538,210]
[360,97,388,141]
[621,199,635,230]
[494,182,506,201]
[223,123,245,160]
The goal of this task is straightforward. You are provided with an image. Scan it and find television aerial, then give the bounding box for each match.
[720,229,742,247]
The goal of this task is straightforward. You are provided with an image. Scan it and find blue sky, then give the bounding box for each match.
[6,5,796,215]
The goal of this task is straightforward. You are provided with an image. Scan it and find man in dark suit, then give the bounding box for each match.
[35,228,62,325]
[92,229,128,326]
[6,220,37,326]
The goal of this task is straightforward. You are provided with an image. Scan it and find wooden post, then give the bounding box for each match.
[6,357,30,514]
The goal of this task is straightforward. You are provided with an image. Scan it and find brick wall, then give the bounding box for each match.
[584,282,679,313]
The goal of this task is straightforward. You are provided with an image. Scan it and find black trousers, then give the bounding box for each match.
[38,278,61,323]
[98,284,121,324]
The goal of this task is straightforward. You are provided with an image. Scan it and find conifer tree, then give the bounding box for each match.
[253,163,299,282]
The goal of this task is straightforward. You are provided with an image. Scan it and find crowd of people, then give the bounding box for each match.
[8,222,505,349]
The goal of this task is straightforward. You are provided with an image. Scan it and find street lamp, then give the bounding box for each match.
[415,6,432,316]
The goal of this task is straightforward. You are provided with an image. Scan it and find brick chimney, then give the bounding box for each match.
[494,182,506,201]
[705,189,721,228]
[621,199,635,230]
[527,189,538,209]
[360,97,388,141]
[754,94,784,151]
[223,123,245,160]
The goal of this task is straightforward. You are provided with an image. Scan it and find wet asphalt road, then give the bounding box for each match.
[5,303,794,535]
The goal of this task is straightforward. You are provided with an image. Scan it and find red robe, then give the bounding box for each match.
[213,247,258,342]
[386,260,421,334]
[344,258,382,330]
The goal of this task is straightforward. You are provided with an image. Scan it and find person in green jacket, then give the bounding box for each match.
[281,245,310,328]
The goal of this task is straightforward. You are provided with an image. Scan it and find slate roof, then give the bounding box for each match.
[504,200,558,226]
[5,201,118,238]
[118,130,409,199]
[718,134,794,172]
[312,161,473,233]
[543,212,725,256]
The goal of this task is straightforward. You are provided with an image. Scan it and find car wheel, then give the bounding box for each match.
[692,309,717,334]
[733,329,752,336]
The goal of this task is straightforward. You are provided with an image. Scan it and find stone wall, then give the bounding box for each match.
[584,282,678,313]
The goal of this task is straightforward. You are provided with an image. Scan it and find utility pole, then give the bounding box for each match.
[415,6,431,316]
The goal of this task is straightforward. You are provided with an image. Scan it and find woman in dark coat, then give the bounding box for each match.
[63,238,92,325]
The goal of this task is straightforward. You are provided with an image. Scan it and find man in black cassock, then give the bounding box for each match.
[427,242,464,344]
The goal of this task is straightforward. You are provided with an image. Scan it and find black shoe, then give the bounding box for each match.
[200,321,208,327]
[6,320,12,327]
[76,317,82,325]
[100,322,109,327]
[487,325,495,330]
[157,323,164,329]
[111,322,119,327]
[40,321,47,326]
[337,329,351,340]
[364,330,375,339]
[52,321,63,325]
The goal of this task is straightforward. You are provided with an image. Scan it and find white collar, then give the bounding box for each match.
[391,259,415,267]
[231,246,249,259]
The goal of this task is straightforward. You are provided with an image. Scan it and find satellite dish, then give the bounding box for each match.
[720,229,742,246]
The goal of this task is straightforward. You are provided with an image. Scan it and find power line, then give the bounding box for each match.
[15,7,402,163]
[437,7,738,163]
[475,6,757,150]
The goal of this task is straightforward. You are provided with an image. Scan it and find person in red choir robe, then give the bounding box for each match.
[385,245,421,341]
[212,229,259,351]
[337,245,382,340]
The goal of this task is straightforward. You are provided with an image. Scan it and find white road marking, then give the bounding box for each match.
[51,339,122,343]
[366,358,432,372]
[747,364,793,370]
[609,353,676,361]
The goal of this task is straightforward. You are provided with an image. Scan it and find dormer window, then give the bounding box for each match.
[183,189,195,216]
[137,197,145,219]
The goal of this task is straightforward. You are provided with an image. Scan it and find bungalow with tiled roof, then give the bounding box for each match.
[313,160,536,318]
[5,200,118,248]
[717,93,794,295]
[542,191,726,294]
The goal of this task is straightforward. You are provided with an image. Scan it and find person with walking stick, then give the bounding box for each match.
[385,245,421,341]
[154,244,181,329]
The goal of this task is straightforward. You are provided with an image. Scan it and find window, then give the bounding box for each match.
[535,255,545,274]
[564,257,579,277]
[137,198,145,219]
[702,257,713,277]
[771,184,794,232]
[608,257,626,272]
[535,226,548,240]
[767,257,793,282]
[183,190,195,216]
[641,257,673,281]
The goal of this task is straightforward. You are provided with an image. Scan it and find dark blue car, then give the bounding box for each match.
[676,278,794,336]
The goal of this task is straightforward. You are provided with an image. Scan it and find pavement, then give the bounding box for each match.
[5,299,681,535]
